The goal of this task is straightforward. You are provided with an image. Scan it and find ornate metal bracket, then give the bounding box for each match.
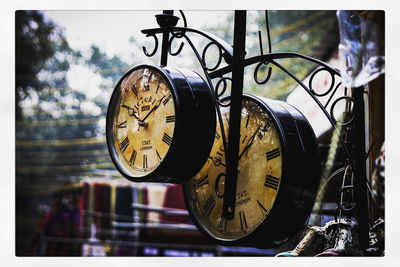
[140,10,370,252]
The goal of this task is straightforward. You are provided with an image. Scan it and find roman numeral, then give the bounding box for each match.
[215,131,220,140]
[224,114,229,124]
[239,211,248,231]
[257,200,267,214]
[163,94,172,105]
[144,83,150,91]
[245,113,250,128]
[131,85,138,96]
[202,196,215,216]
[218,216,227,231]
[162,132,172,146]
[195,175,209,188]
[117,120,127,128]
[155,82,160,94]
[143,154,148,169]
[129,150,137,165]
[266,148,280,161]
[156,149,161,161]
[264,174,280,190]
[120,137,130,152]
[241,135,247,144]
[166,115,175,123]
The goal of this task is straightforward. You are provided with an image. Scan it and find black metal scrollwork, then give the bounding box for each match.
[335,165,356,221]
[202,42,224,71]
[254,60,272,85]
[330,96,355,126]
[253,12,273,86]
[140,11,369,246]
[142,34,159,57]
[168,34,185,56]
[140,10,359,173]
[214,77,232,107]
[307,67,354,126]
[309,67,336,97]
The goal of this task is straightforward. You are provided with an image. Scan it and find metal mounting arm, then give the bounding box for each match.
[222,11,247,220]
[140,10,372,253]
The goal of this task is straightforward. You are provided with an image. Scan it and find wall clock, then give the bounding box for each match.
[183,94,321,247]
[106,64,216,183]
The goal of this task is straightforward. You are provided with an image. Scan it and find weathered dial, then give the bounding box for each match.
[112,67,175,177]
[186,96,282,240]
[107,64,217,183]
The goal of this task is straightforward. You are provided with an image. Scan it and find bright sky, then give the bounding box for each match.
[44,10,231,60]
[35,11,233,119]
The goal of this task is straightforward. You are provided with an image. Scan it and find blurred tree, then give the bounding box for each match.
[15,10,72,119]
[86,44,129,82]
[15,12,127,255]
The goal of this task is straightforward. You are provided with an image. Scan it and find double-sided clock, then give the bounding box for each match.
[106,64,216,183]
[183,94,321,247]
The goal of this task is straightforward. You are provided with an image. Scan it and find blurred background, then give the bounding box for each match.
[15,10,341,256]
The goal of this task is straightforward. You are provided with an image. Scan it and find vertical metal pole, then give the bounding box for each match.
[160,10,173,66]
[352,86,370,252]
[223,11,247,220]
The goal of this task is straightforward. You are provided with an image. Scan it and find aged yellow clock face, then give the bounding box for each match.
[111,67,175,177]
[187,97,282,240]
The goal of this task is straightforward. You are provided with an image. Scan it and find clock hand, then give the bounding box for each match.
[122,104,141,121]
[209,155,226,167]
[141,95,166,122]
[238,124,262,160]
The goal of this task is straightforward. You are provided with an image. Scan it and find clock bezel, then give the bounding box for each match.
[183,94,320,247]
[106,64,217,183]
[106,64,179,181]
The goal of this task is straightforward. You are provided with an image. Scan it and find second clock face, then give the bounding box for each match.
[111,67,176,177]
[186,96,283,241]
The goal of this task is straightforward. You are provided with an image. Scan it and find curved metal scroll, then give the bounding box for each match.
[140,10,363,226]
[137,10,374,253]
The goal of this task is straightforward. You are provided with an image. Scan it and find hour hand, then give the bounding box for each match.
[122,105,140,121]
[238,124,261,160]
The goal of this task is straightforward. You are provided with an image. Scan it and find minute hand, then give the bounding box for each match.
[122,105,140,121]
[141,95,166,122]
[238,124,261,160]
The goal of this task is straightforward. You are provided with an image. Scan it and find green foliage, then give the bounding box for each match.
[249,11,337,99]
[15,11,71,119]
[204,11,338,100]
[15,11,129,180]
[86,45,129,81]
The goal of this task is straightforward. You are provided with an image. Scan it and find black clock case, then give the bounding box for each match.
[183,94,321,248]
[106,64,216,183]
[253,96,321,247]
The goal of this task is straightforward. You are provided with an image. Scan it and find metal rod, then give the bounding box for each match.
[141,26,234,60]
[160,10,174,66]
[131,203,189,216]
[265,10,272,54]
[223,10,247,220]
[113,221,198,231]
[352,86,370,252]
[41,236,217,251]
[209,52,340,78]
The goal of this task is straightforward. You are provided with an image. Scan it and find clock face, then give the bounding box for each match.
[186,97,282,240]
[110,67,175,177]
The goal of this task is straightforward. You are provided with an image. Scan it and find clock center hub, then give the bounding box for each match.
[139,120,149,128]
